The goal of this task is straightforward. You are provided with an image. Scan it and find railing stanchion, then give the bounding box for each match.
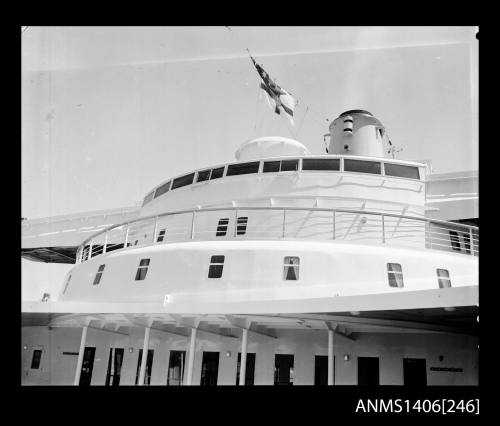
[103,232,108,254]
[381,215,385,244]
[282,209,287,238]
[333,210,336,240]
[190,211,196,240]
[88,239,93,259]
[152,216,158,243]
[470,227,475,256]
[428,221,433,249]
[124,225,130,248]
[234,208,239,238]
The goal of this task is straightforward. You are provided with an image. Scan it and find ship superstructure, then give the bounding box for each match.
[21,110,478,386]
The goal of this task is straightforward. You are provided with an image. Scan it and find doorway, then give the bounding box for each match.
[105,348,124,386]
[274,354,295,385]
[135,349,154,385]
[358,356,379,386]
[167,350,186,386]
[200,351,219,386]
[236,352,256,385]
[79,347,96,386]
[403,358,427,386]
[314,355,335,385]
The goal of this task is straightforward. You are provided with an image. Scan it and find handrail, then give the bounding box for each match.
[77,205,478,263]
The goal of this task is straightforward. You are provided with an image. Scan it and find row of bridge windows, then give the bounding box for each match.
[143,158,421,206]
[84,259,451,289]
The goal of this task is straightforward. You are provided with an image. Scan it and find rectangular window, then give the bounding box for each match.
[302,158,340,171]
[280,159,299,171]
[171,173,195,190]
[449,231,461,251]
[143,190,155,206]
[437,269,451,288]
[154,181,171,199]
[263,160,280,173]
[196,170,211,183]
[387,263,404,288]
[274,354,294,385]
[208,255,225,278]
[200,351,220,386]
[135,258,150,281]
[93,264,106,285]
[236,216,248,236]
[216,218,229,237]
[384,163,420,180]
[283,256,300,280]
[156,229,166,242]
[226,161,260,176]
[344,159,381,175]
[31,349,42,369]
[167,350,186,386]
[210,167,225,180]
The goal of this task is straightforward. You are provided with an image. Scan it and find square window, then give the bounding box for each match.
[135,259,150,281]
[93,264,106,285]
[387,263,404,288]
[208,255,225,278]
[208,264,224,278]
[437,269,451,288]
[283,256,300,280]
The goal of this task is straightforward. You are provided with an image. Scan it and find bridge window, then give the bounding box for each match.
[437,269,451,288]
[135,259,150,281]
[210,167,225,180]
[387,263,404,288]
[302,158,340,171]
[157,229,166,242]
[227,161,260,176]
[208,255,225,278]
[154,181,171,199]
[236,217,248,235]
[344,159,381,175]
[263,161,280,172]
[143,190,155,206]
[280,159,299,171]
[216,218,229,237]
[172,173,195,190]
[449,231,461,251]
[93,264,106,285]
[284,256,300,280]
[384,163,420,180]
[196,170,211,182]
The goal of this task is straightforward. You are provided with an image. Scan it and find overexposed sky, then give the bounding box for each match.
[21,26,478,299]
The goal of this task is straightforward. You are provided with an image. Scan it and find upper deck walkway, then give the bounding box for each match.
[77,206,479,263]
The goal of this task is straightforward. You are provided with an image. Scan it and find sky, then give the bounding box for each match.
[21,26,479,300]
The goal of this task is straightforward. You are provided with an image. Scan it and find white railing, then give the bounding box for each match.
[76,207,479,263]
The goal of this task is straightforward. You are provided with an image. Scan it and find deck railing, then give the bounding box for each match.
[76,207,479,263]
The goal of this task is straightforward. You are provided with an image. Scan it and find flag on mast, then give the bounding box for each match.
[250,55,297,125]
